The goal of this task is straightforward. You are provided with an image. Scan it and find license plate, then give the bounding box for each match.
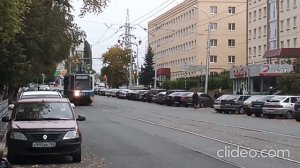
[32,142,56,148]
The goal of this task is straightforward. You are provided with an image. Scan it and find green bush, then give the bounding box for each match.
[277,73,300,94]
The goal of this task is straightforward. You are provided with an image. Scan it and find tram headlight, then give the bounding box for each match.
[74,90,80,97]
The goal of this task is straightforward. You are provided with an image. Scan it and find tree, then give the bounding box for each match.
[83,40,93,73]
[139,46,155,86]
[277,73,300,94]
[100,45,130,88]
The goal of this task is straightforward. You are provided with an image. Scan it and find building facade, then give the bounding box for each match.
[148,0,247,81]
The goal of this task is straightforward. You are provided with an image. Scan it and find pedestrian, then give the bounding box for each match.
[192,91,199,109]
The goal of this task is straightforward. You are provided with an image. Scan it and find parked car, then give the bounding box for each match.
[173,92,192,106]
[219,95,251,114]
[242,95,265,114]
[105,89,113,97]
[99,88,108,96]
[164,92,186,106]
[294,100,300,122]
[263,95,300,119]
[137,90,149,101]
[110,89,120,97]
[213,95,231,113]
[2,98,86,163]
[145,89,166,103]
[156,92,167,104]
[181,92,213,108]
[247,95,274,117]
[117,89,130,99]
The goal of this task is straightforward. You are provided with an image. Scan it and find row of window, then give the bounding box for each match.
[210,6,236,15]
[151,24,197,47]
[171,71,219,79]
[156,9,196,31]
[249,7,267,22]
[249,44,267,57]
[280,0,298,11]
[210,39,236,47]
[209,55,236,63]
[157,56,197,69]
[249,25,267,39]
[156,40,197,58]
[248,0,262,5]
[210,23,236,31]
[280,38,298,48]
[280,16,298,31]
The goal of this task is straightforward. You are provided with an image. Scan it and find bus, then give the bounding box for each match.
[63,74,94,105]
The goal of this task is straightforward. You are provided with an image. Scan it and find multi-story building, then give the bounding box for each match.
[248,0,300,64]
[148,0,247,81]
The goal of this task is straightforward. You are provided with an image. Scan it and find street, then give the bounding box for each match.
[12,95,300,168]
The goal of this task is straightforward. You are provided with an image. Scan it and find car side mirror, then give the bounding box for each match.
[8,104,14,110]
[2,116,10,122]
[71,103,75,108]
[76,115,86,121]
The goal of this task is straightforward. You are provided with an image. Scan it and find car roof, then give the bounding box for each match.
[17,97,70,103]
[20,91,62,98]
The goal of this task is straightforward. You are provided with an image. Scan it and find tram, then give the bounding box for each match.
[63,74,94,105]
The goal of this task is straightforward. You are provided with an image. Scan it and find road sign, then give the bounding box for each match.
[182,65,206,72]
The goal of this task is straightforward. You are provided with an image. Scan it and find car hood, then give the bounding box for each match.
[12,120,77,130]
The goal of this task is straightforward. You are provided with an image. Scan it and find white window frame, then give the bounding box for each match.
[210,39,218,47]
[228,56,236,63]
[228,7,236,14]
[210,55,217,63]
[210,6,217,14]
[228,23,235,31]
[228,39,236,47]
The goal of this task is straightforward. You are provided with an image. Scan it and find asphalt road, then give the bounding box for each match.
[12,95,300,168]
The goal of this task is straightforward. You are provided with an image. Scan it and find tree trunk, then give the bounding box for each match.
[8,85,17,104]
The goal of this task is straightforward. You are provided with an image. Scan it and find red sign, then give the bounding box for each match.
[233,68,247,78]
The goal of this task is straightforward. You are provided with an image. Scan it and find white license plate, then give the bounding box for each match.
[32,142,56,148]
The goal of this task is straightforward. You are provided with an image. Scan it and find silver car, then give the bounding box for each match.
[262,95,300,119]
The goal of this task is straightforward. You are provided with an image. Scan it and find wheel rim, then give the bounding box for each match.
[286,111,293,119]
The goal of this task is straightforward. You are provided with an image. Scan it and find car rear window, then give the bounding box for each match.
[14,102,74,121]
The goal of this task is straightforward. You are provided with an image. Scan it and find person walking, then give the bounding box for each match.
[192,91,199,109]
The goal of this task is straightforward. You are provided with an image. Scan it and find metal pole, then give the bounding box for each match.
[154,50,157,89]
[136,45,139,86]
[205,20,211,94]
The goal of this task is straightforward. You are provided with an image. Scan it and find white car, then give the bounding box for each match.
[19,91,63,99]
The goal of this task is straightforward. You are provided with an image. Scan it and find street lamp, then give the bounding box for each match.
[194,6,211,94]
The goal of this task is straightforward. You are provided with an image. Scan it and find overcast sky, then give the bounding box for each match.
[72,0,184,73]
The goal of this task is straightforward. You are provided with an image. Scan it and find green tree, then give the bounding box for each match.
[100,45,130,88]
[277,73,300,94]
[83,40,93,73]
[139,46,155,86]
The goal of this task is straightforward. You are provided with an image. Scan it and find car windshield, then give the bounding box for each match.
[14,102,74,121]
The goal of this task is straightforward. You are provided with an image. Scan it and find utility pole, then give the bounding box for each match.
[124,9,133,86]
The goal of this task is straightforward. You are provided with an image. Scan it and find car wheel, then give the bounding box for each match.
[72,149,82,163]
[246,111,251,116]
[255,113,261,117]
[224,111,229,114]
[238,107,244,114]
[285,111,294,119]
[267,114,273,119]
[295,117,300,122]
[199,102,204,108]
[216,109,221,113]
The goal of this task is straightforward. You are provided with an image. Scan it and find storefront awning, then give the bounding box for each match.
[263,48,300,58]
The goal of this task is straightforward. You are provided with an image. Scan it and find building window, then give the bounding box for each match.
[294,38,298,47]
[287,0,290,9]
[258,9,262,19]
[258,27,262,37]
[287,39,290,47]
[281,41,284,48]
[228,23,235,30]
[210,23,217,31]
[228,7,236,14]
[249,48,252,55]
[264,44,267,51]
[294,0,297,8]
[263,7,267,17]
[210,6,217,14]
[249,30,252,39]
[228,56,235,63]
[258,45,262,55]
[254,11,257,21]
[281,20,284,31]
[254,47,257,56]
[293,16,297,28]
[210,39,217,47]
[249,12,252,22]
[228,39,236,47]
[264,25,267,35]
[254,28,257,38]
[280,0,284,11]
[210,55,217,63]
[287,18,291,30]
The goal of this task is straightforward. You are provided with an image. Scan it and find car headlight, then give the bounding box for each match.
[10,132,27,140]
[63,130,79,140]
[74,90,80,97]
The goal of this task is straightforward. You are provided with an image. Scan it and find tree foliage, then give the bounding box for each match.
[277,73,300,94]
[139,46,155,86]
[100,45,130,88]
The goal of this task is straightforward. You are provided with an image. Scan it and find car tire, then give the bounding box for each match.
[238,107,244,114]
[255,113,261,117]
[224,111,229,114]
[216,109,222,113]
[267,114,273,119]
[285,111,294,119]
[199,102,204,108]
[295,117,300,122]
[72,149,82,163]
